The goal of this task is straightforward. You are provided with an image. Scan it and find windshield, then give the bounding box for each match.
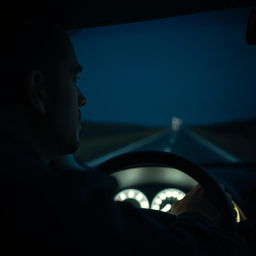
[69,7,256,167]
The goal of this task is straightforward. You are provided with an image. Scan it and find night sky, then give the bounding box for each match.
[70,7,256,127]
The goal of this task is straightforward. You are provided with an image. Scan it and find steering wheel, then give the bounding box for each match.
[94,150,237,233]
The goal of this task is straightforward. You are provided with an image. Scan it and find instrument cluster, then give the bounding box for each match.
[114,187,186,213]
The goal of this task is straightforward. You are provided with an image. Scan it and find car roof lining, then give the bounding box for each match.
[2,1,256,31]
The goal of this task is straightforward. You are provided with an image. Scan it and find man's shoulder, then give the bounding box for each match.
[51,168,118,192]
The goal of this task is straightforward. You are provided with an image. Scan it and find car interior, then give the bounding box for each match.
[3,1,256,254]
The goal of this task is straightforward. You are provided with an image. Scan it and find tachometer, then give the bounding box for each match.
[151,188,186,213]
[114,189,150,209]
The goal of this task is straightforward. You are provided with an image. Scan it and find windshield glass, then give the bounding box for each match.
[69,7,256,167]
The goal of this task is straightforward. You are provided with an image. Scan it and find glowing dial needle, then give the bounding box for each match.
[161,204,172,212]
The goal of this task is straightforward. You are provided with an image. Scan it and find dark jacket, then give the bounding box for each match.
[0,116,249,255]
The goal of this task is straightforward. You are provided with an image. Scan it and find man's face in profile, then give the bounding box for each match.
[44,31,86,157]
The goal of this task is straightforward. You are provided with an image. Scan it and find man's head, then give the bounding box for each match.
[0,11,87,164]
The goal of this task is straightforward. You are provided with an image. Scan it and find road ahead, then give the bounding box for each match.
[86,128,239,167]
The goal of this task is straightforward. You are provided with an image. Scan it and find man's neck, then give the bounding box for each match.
[0,110,51,167]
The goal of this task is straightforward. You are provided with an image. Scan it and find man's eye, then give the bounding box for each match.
[73,76,80,83]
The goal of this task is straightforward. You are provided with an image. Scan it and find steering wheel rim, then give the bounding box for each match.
[94,150,237,233]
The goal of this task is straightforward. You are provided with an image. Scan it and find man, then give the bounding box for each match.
[0,11,249,255]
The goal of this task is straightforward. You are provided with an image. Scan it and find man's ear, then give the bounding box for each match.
[26,70,48,115]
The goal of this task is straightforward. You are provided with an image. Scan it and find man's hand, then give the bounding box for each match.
[171,184,229,226]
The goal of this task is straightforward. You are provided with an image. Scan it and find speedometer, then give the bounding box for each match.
[114,189,150,209]
[151,188,186,213]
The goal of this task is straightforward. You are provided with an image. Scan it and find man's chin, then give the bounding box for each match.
[65,137,80,155]
[70,141,80,154]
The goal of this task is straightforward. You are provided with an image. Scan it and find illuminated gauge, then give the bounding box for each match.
[114,189,150,209]
[151,188,186,213]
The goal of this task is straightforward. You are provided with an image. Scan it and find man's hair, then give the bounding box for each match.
[0,8,66,106]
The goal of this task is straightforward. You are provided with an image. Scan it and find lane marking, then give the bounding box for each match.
[86,129,171,167]
[184,128,240,162]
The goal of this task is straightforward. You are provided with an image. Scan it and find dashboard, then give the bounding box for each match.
[114,187,186,212]
[111,166,244,222]
[112,166,196,214]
